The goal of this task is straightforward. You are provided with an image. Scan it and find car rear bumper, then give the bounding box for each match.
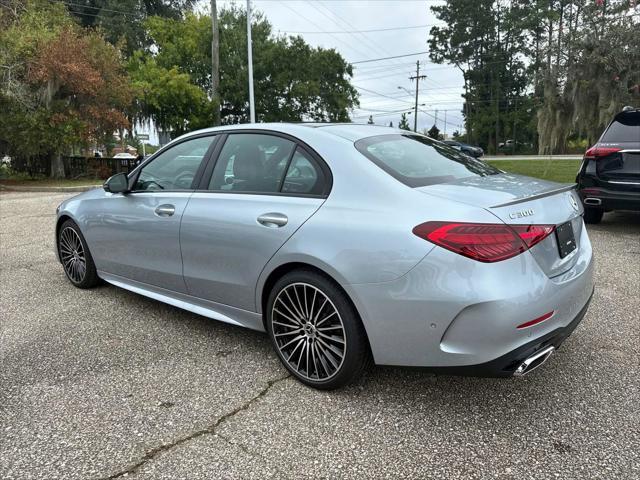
[344,221,595,370]
[423,287,593,377]
[578,186,640,211]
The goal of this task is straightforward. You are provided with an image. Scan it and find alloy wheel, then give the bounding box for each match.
[59,227,87,283]
[271,282,346,381]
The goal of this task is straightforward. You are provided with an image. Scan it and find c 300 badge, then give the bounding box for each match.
[508,208,535,219]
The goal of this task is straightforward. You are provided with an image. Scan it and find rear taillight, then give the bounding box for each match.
[584,146,621,159]
[413,222,555,263]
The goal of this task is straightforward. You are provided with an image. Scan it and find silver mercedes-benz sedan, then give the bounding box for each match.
[55,124,594,389]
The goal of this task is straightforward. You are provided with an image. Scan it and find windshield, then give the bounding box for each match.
[355,134,499,187]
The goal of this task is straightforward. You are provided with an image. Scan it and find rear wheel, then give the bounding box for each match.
[583,207,604,224]
[266,269,370,390]
[58,219,100,288]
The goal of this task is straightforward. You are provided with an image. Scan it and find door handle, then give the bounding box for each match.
[257,212,288,228]
[155,204,175,217]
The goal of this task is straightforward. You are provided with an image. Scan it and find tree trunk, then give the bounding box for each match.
[50,153,65,179]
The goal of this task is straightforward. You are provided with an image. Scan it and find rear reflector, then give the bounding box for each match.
[412,222,555,263]
[517,311,554,329]
[585,146,621,159]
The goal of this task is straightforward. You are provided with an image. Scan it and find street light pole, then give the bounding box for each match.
[246,0,256,123]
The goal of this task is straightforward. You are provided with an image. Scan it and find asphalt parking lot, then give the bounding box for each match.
[1,191,639,479]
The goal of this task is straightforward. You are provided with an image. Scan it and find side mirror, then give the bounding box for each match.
[103,173,129,194]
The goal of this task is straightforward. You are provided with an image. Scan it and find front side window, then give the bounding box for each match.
[208,134,296,193]
[134,136,216,191]
[355,134,499,188]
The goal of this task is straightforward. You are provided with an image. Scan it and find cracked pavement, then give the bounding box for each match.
[1,191,639,479]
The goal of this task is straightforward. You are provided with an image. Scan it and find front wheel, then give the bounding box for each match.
[58,219,101,288]
[266,270,370,390]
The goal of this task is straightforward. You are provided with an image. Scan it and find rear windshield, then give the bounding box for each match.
[601,111,640,143]
[355,134,499,187]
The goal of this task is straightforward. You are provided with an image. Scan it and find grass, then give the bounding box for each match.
[487,159,581,184]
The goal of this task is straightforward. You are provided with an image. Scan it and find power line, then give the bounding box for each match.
[275,0,373,61]
[281,23,435,34]
[351,51,429,65]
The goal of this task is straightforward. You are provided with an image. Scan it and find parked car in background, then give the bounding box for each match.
[576,106,640,223]
[55,124,594,389]
[498,139,533,153]
[443,140,484,158]
[113,152,136,159]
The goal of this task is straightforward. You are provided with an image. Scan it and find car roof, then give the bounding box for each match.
[175,122,413,144]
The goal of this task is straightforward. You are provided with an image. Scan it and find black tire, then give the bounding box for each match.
[583,207,604,224]
[266,269,371,390]
[58,219,101,288]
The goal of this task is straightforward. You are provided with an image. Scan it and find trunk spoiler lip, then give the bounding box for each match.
[490,184,577,208]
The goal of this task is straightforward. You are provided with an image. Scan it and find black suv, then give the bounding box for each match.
[576,107,640,223]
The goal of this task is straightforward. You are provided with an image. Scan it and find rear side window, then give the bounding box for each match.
[601,112,640,143]
[208,133,295,193]
[355,134,499,188]
[282,148,325,195]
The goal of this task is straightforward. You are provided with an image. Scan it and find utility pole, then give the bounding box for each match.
[211,0,220,126]
[409,61,426,132]
[444,110,447,138]
[246,0,256,123]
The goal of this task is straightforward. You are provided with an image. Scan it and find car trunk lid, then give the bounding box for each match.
[416,173,584,277]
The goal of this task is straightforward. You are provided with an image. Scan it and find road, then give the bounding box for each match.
[1,191,638,479]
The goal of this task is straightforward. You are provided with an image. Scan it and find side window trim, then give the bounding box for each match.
[276,145,298,193]
[127,133,219,193]
[196,133,228,190]
[197,129,333,198]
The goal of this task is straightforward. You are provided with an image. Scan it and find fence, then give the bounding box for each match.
[63,156,139,179]
[8,156,140,179]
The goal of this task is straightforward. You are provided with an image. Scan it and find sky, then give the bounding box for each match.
[208,0,466,135]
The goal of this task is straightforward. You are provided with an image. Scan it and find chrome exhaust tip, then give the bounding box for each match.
[584,197,602,206]
[513,346,555,377]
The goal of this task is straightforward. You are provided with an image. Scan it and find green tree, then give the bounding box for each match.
[428,0,535,153]
[137,6,358,128]
[388,121,394,128]
[0,0,132,177]
[127,52,215,138]
[428,0,639,154]
[533,0,640,153]
[427,124,442,140]
[65,0,195,55]
[398,113,410,130]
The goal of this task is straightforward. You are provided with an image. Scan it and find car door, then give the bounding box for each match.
[83,134,218,292]
[180,132,330,311]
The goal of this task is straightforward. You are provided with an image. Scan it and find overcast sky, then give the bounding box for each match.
[209,0,465,135]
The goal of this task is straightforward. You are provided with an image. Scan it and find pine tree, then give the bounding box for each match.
[427,124,441,140]
[398,113,410,130]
